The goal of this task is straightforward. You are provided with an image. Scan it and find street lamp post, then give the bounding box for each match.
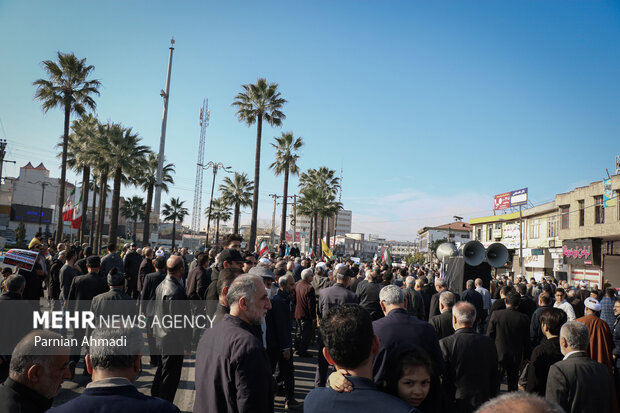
[29,181,50,234]
[199,162,232,249]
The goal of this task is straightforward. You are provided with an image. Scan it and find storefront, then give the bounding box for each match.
[562,238,602,287]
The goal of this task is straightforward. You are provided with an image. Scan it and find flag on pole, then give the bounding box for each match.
[321,239,333,259]
[381,247,392,266]
[71,189,83,229]
[62,187,75,222]
[306,246,314,258]
[284,243,290,257]
[258,240,269,257]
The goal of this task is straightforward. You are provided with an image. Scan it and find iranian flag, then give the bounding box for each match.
[258,240,269,257]
[62,188,75,222]
[71,189,83,229]
[381,247,392,266]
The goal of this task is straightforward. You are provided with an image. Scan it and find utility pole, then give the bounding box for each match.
[200,161,232,249]
[0,139,15,183]
[153,37,175,245]
[270,194,277,246]
[293,194,297,244]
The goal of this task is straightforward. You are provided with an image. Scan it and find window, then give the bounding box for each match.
[595,195,605,224]
[578,200,585,226]
[476,226,482,240]
[529,219,540,239]
[487,225,493,241]
[560,205,570,229]
[495,223,502,229]
[548,215,558,238]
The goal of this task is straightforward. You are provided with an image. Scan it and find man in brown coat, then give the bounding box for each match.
[294,268,315,357]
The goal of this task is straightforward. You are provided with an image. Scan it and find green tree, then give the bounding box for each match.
[218,172,253,234]
[162,198,189,251]
[33,52,100,244]
[139,152,175,245]
[206,198,232,247]
[121,196,145,242]
[270,131,303,242]
[15,222,26,247]
[105,124,149,245]
[297,186,323,255]
[429,238,448,253]
[63,114,100,243]
[232,78,286,251]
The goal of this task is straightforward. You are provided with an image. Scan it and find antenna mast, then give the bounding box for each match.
[191,99,208,235]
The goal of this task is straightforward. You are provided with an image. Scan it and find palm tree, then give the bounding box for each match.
[270,131,303,242]
[64,114,99,242]
[88,177,100,246]
[121,196,145,242]
[232,78,286,251]
[162,198,189,251]
[92,122,113,252]
[139,152,175,245]
[297,186,323,256]
[218,172,253,234]
[33,52,100,243]
[105,123,149,245]
[206,198,232,247]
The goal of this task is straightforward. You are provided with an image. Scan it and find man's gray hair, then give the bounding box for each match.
[475,391,564,413]
[415,279,424,289]
[278,274,293,287]
[435,278,447,287]
[453,301,476,324]
[560,321,589,351]
[379,285,404,306]
[301,268,313,281]
[439,291,455,308]
[6,274,26,292]
[405,276,415,287]
[466,279,475,289]
[227,274,260,306]
[89,328,143,369]
[10,330,66,376]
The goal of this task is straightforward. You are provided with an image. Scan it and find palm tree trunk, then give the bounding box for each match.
[79,166,90,244]
[309,215,314,257]
[96,172,108,252]
[171,220,176,251]
[132,219,137,242]
[109,167,122,245]
[89,179,97,246]
[55,104,71,244]
[313,213,319,255]
[216,218,220,247]
[279,168,289,242]
[143,184,154,246]
[320,217,325,254]
[233,202,240,234]
[249,115,263,252]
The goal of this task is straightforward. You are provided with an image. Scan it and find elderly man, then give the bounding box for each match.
[439,301,498,413]
[0,330,71,413]
[137,247,155,293]
[577,297,614,375]
[295,268,316,358]
[151,255,192,403]
[372,285,443,383]
[47,328,179,413]
[194,274,274,413]
[431,291,456,340]
[476,392,564,413]
[546,321,614,413]
[403,275,425,319]
[428,278,460,319]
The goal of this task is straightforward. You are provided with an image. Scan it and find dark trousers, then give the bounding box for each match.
[499,359,519,391]
[269,349,295,400]
[296,319,312,354]
[146,316,160,366]
[152,353,184,403]
[314,332,330,387]
[125,277,139,299]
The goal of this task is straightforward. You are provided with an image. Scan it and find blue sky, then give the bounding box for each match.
[1,0,619,240]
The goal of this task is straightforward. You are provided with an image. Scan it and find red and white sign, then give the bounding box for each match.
[494,192,511,210]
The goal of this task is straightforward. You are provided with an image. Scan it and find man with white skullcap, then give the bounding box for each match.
[577,296,614,375]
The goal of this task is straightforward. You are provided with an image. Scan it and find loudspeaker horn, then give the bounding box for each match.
[486,242,509,268]
[436,242,458,262]
[460,240,486,266]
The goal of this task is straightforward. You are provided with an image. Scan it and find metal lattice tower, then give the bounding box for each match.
[191,99,209,234]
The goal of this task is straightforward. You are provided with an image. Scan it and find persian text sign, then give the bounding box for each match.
[604,179,616,207]
[562,239,600,266]
[3,249,38,271]
[494,192,511,210]
[510,188,528,207]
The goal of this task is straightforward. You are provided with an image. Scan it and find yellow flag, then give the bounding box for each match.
[321,239,333,258]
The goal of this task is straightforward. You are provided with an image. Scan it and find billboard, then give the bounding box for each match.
[493,188,528,210]
[11,204,53,224]
[603,179,616,207]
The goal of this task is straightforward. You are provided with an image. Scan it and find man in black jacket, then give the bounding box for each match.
[137,247,155,293]
[90,269,134,320]
[429,278,460,320]
[194,274,274,413]
[439,302,498,413]
[546,321,613,413]
[356,269,383,321]
[525,307,566,396]
[431,291,456,339]
[487,291,530,391]
[139,256,167,367]
[151,256,192,403]
[0,330,71,413]
[123,242,142,298]
[529,291,554,348]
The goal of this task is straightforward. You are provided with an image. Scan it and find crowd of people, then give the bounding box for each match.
[0,231,619,413]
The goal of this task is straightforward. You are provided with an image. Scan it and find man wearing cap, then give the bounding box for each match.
[312,262,331,296]
[204,248,245,305]
[290,242,300,258]
[577,297,615,376]
[91,267,134,320]
[123,242,142,299]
